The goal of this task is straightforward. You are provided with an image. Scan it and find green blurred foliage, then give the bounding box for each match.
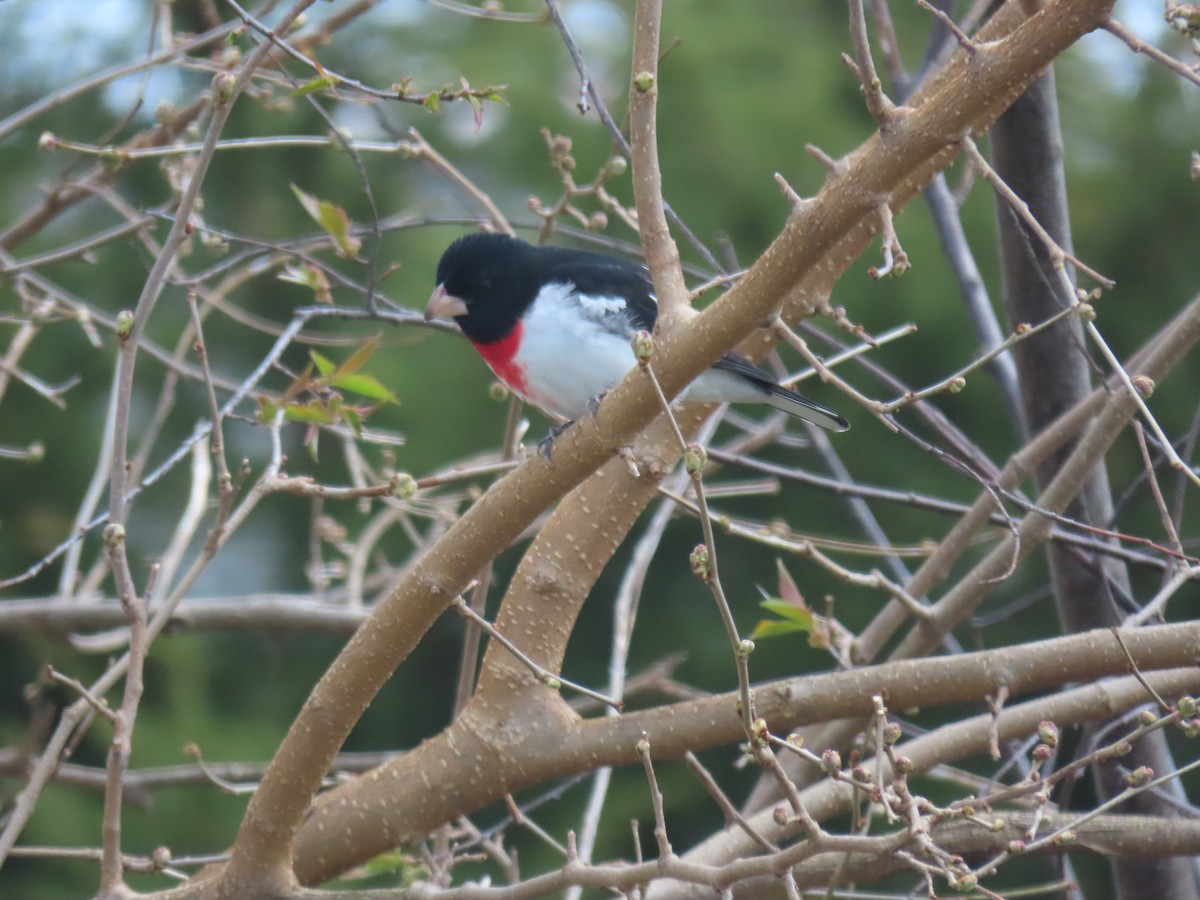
[0,0,1197,896]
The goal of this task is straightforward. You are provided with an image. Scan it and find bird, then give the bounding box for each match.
[424,233,848,452]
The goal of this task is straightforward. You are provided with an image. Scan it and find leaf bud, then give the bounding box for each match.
[683,443,707,475]
[389,472,418,500]
[632,329,654,365]
[115,310,135,341]
[820,748,841,774]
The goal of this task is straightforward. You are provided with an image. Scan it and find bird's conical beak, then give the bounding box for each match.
[424,284,469,322]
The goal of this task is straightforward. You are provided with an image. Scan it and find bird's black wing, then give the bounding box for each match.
[539,246,659,333]
[531,243,849,430]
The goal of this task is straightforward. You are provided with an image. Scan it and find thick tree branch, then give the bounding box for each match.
[289,623,1200,883]
[666,666,1200,885]
[218,0,1120,889]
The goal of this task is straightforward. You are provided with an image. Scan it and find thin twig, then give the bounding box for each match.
[451,597,621,709]
[1109,628,1170,711]
[846,0,900,123]
[542,0,724,272]
[1133,422,1187,562]
[1104,17,1200,89]
[628,0,689,320]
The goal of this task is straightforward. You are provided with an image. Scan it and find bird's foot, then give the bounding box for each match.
[586,392,607,417]
[538,421,574,461]
[617,446,641,479]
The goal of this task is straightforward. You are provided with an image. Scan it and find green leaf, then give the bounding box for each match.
[750,619,809,640]
[330,336,379,381]
[423,91,441,114]
[349,849,429,885]
[290,184,362,259]
[329,373,398,404]
[292,74,338,97]
[757,598,816,629]
[344,406,363,437]
[310,350,337,379]
[278,263,332,304]
[282,400,337,425]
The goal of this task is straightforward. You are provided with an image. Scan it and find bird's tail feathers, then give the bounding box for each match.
[764,385,850,432]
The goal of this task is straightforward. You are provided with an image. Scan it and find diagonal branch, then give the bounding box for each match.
[222,0,1121,889]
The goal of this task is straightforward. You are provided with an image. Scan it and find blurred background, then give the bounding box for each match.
[0,0,1197,895]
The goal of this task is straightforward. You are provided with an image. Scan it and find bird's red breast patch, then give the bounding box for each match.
[471,322,528,395]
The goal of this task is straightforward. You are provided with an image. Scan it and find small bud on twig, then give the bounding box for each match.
[951,873,978,892]
[115,310,135,342]
[632,330,654,365]
[212,72,237,105]
[749,717,768,742]
[820,748,842,774]
[1126,766,1154,787]
[389,472,418,500]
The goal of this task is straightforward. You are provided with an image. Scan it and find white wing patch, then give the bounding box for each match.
[575,292,628,316]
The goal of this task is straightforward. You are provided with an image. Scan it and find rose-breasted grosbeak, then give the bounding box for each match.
[425,233,849,444]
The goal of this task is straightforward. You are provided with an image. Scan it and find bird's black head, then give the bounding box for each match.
[425,233,537,344]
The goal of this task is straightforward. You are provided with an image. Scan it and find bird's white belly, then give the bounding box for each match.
[515,321,636,420]
[513,329,768,421]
